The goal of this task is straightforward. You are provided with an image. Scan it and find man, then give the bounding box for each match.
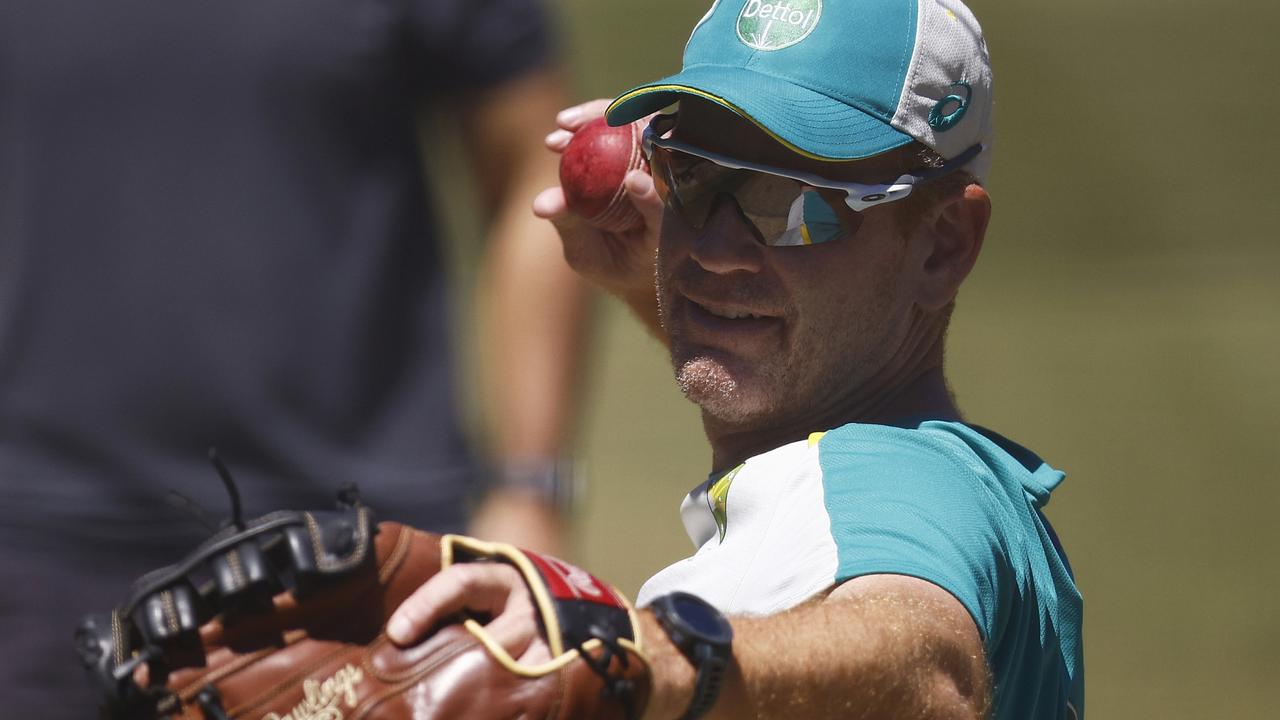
[0,0,584,716]
[390,0,1083,717]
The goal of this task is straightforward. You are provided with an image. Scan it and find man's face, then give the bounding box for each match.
[656,100,927,430]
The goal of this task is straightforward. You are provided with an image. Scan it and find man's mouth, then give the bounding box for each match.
[699,303,768,321]
[681,296,783,337]
[687,294,777,319]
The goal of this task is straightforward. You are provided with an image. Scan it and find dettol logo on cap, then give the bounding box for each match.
[736,0,822,51]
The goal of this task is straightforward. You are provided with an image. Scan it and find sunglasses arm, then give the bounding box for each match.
[841,178,917,212]
[841,142,983,212]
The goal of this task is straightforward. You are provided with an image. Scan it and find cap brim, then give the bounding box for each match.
[606,65,914,161]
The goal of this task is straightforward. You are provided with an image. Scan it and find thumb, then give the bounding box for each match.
[624,169,663,236]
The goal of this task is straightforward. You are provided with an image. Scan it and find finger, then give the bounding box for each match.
[551,107,656,153]
[480,587,541,659]
[517,636,554,666]
[386,563,524,646]
[624,169,664,237]
[532,186,568,220]
[545,128,573,152]
[555,99,614,131]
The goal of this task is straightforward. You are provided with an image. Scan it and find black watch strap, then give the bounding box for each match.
[682,644,729,719]
[650,592,733,720]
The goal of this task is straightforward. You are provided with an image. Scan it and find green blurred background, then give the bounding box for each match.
[439,1,1280,717]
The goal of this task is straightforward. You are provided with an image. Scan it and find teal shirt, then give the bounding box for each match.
[820,421,1084,719]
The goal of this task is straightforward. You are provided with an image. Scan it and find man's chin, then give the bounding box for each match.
[674,356,774,424]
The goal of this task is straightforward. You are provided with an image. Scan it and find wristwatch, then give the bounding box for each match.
[649,591,734,720]
[494,457,578,513]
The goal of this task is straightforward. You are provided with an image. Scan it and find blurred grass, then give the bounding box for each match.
[436,1,1280,717]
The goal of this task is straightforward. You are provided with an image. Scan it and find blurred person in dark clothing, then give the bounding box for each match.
[0,1,588,715]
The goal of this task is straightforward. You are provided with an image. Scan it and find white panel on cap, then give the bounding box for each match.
[889,0,994,181]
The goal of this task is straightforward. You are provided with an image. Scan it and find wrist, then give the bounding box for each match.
[639,611,697,720]
[643,592,734,719]
[490,456,579,514]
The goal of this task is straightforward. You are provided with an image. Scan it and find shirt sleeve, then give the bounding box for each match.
[817,425,1020,642]
[405,0,557,95]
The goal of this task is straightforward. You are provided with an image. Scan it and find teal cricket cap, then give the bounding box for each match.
[606,0,995,181]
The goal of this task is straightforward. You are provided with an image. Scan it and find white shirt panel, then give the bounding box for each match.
[636,438,839,615]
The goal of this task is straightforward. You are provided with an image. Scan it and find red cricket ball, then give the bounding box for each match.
[558,117,648,233]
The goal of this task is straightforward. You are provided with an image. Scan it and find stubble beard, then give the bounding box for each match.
[656,232,907,435]
[659,282,793,428]
[673,353,772,425]
[666,316,830,432]
[664,284,904,435]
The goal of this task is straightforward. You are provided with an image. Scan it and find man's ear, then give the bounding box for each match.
[913,183,991,312]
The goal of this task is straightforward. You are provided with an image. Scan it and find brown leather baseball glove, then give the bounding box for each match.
[76,490,649,719]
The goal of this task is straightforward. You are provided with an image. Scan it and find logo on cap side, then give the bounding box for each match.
[928,81,972,132]
[736,0,822,51]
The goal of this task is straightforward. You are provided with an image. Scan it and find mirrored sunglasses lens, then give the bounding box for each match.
[649,144,856,246]
[650,145,726,227]
[734,182,861,246]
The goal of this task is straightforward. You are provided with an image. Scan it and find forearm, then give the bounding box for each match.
[479,206,592,461]
[469,200,595,556]
[642,582,989,720]
[469,138,591,555]
[461,70,589,553]
[460,70,586,462]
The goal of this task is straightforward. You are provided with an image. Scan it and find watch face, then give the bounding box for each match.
[670,592,733,643]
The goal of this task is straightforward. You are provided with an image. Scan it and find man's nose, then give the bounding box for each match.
[689,194,766,275]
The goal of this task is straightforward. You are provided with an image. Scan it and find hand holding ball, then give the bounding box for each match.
[558,117,648,233]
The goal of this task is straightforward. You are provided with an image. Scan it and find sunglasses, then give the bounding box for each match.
[642,114,982,247]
